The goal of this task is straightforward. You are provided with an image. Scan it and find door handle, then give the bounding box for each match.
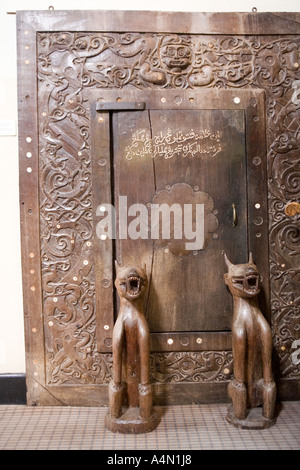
[232,203,237,227]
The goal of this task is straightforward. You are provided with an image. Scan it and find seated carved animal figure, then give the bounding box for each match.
[224,253,276,428]
[105,262,158,433]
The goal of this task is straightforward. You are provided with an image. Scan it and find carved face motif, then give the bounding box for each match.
[224,253,261,298]
[115,262,147,301]
[160,44,192,73]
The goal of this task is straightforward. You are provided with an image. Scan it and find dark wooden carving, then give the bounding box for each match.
[105,263,158,433]
[224,253,276,428]
[37,31,300,383]
[17,11,300,405]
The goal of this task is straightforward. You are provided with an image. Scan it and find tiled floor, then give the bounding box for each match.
[0,401,299,450]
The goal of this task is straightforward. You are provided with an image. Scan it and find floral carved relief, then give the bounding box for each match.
[37,32,300,384]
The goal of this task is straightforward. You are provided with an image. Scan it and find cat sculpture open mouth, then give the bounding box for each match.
[118,274,144,300]
[127,276,141,297]
[232,273,260,296]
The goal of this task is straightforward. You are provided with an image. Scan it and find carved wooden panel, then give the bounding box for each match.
[17,10,300,405]
[90,87,267,355]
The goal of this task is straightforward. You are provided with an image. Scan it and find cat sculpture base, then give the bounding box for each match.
[226,404,276,430]
[105,404,158,434]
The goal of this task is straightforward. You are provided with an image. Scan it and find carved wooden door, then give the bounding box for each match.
[18,10,300,406]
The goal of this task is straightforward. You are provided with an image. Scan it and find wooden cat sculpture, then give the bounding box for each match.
[224,253,276,429]
[105,262,158,433]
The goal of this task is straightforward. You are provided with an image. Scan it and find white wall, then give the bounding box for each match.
[0,0,299,374]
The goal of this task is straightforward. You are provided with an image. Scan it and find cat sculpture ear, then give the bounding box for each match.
[224,253,233,284]
[224,253,233,270]
[137,263,147,273]
[115,260,121,274]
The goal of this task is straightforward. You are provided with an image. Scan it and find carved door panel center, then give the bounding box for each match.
[113,108,247,333]
[91,89,268,353]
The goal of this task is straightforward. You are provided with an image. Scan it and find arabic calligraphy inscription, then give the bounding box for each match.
[125,128,223,160]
